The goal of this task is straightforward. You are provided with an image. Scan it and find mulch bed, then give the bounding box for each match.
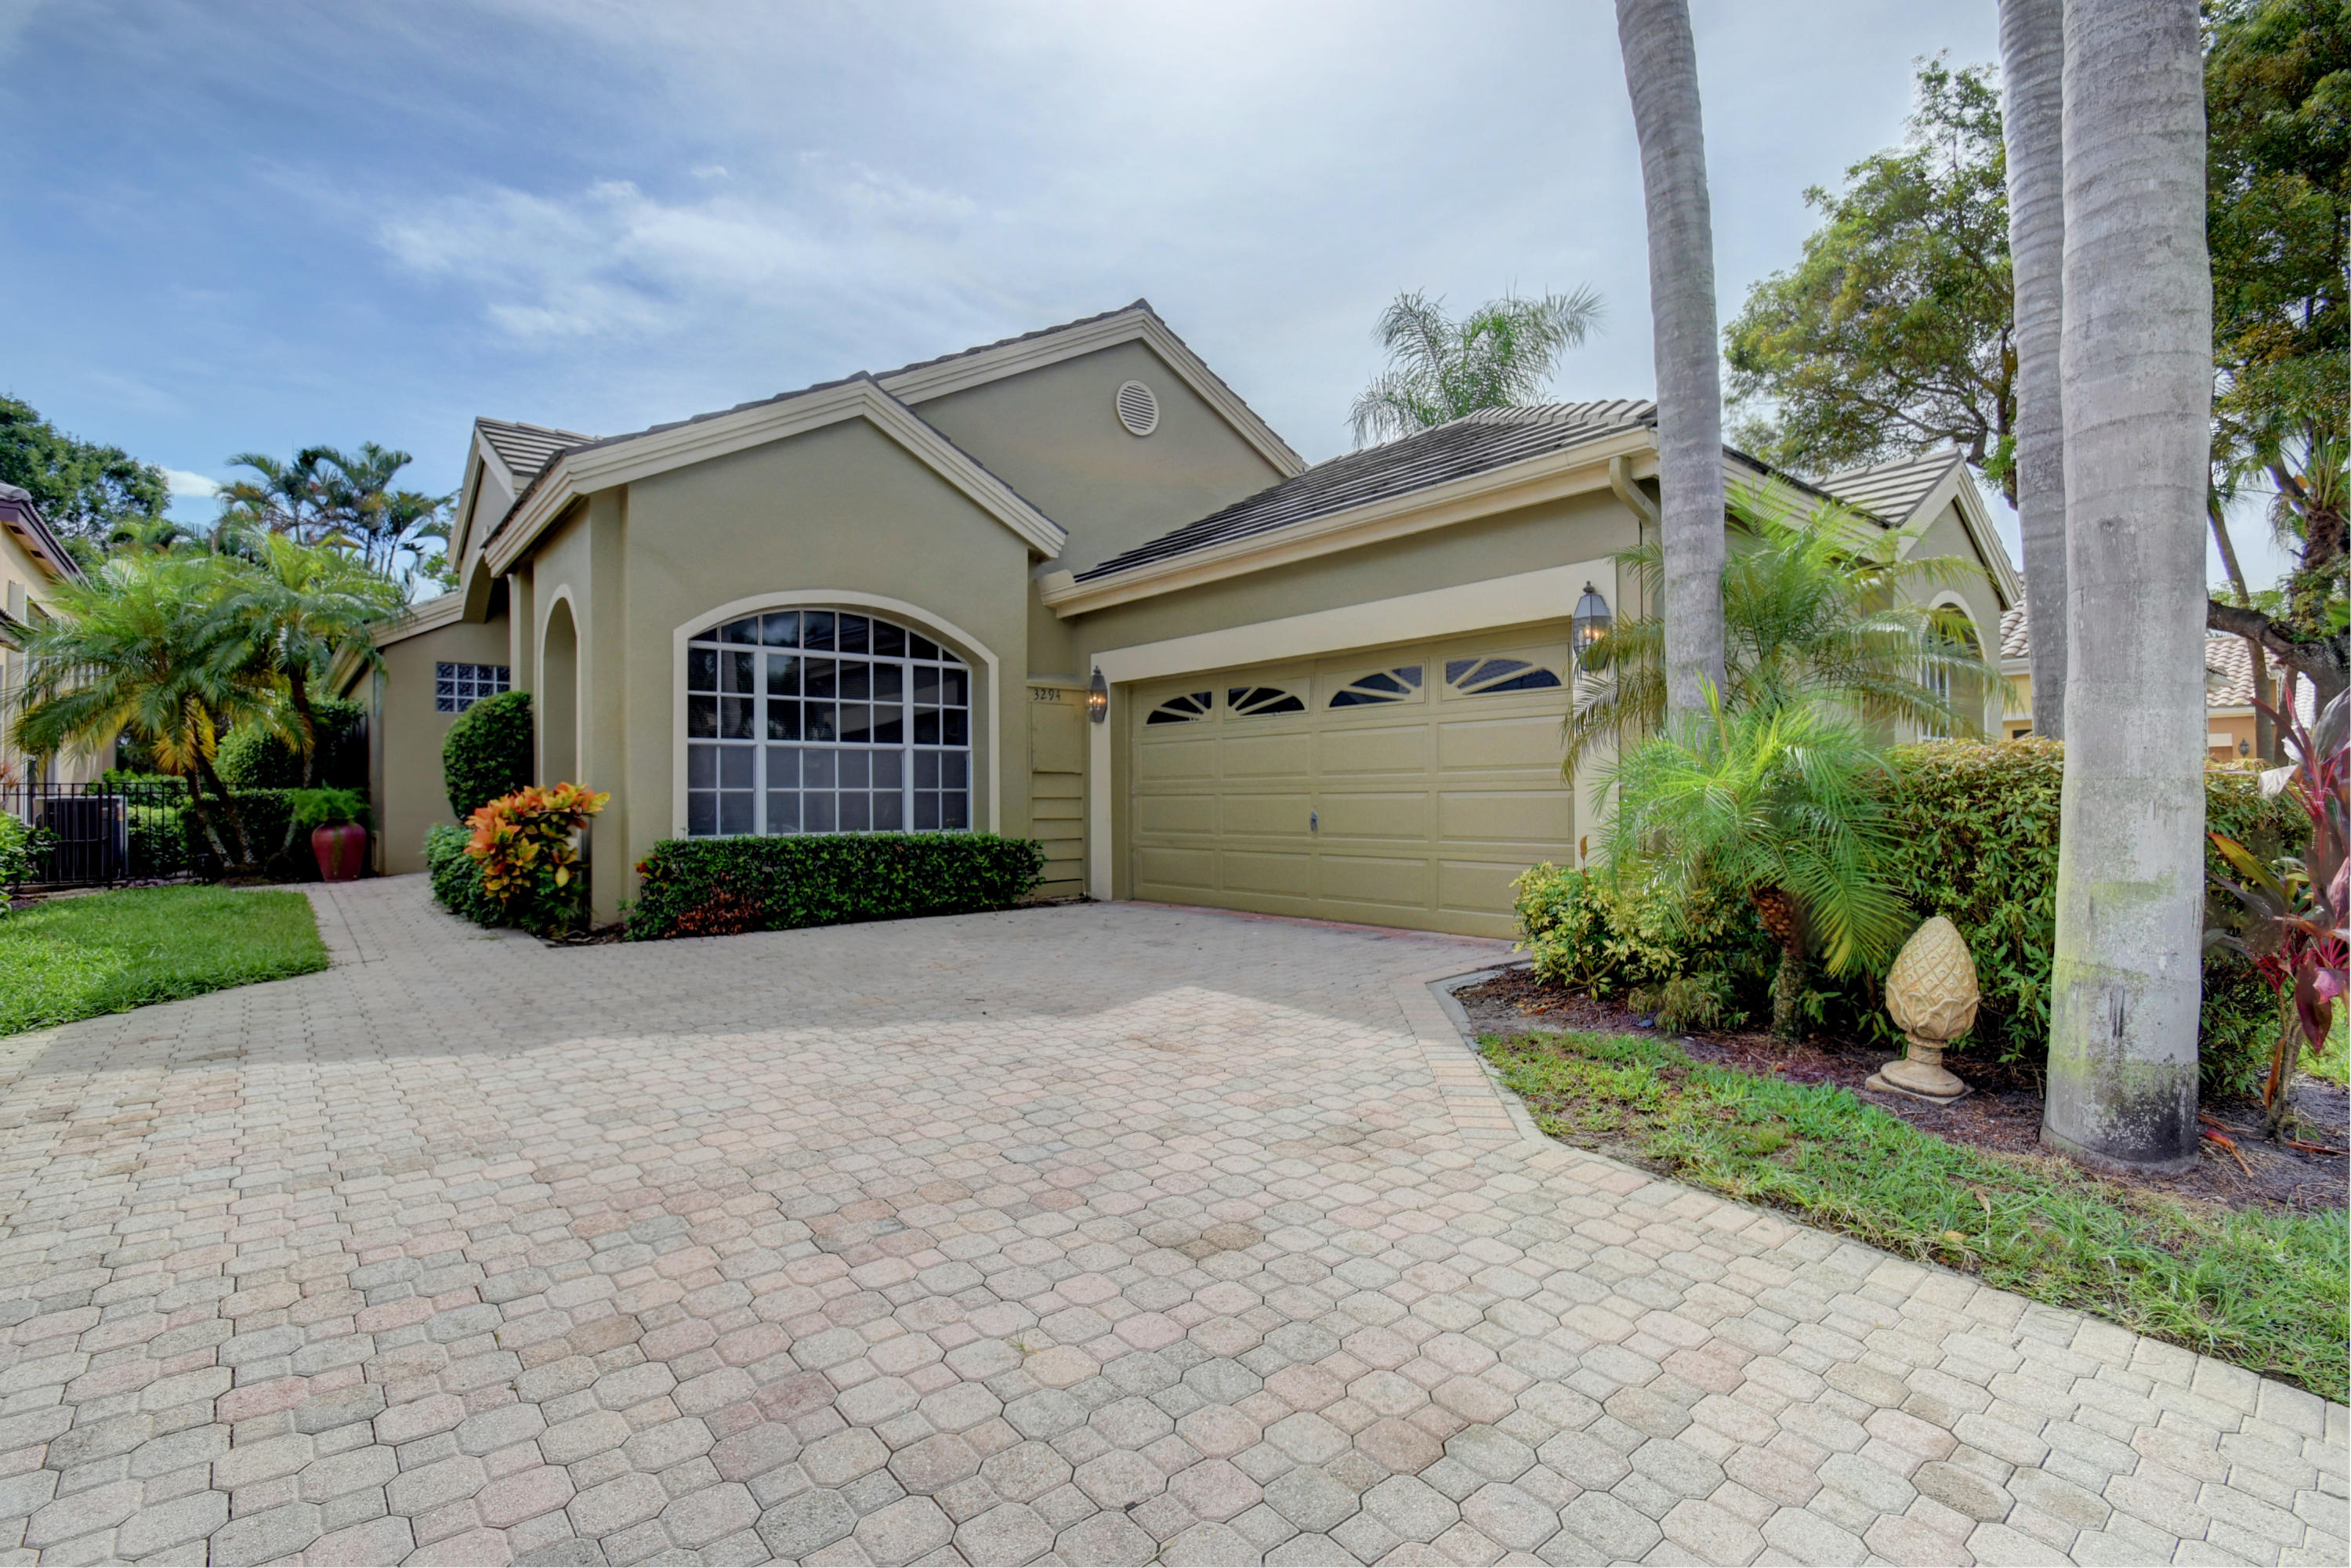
[1456,967,2349,1217]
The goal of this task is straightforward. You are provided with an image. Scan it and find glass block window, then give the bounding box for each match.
[436,662,510,713]
[1226,684,1306,717]
[1329,666,1423,708]
[1146,691,1213,725]
[684,610,970,837]
[1445,657,1562,695]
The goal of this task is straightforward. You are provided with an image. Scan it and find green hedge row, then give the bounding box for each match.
[627,833,1045,940]
[425,822,501,927]
[1519,741,2306,1095]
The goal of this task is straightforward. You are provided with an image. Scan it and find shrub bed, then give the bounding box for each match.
[1519,741,2306,1092]
[426,822,500,928]
[628,834,1045,940]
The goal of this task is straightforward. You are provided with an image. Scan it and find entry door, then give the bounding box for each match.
[1127,628,1576,936]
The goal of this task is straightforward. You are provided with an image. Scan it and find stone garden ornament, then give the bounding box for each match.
[1870,914,1980,1103]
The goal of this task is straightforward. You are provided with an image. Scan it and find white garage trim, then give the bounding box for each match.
[1084,559,1614,900]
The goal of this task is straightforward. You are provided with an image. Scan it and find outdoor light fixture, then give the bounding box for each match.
[1570,582,1612,663]
[1086,668,1108,724]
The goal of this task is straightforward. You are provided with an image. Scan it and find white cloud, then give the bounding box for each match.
[163,469,219,500]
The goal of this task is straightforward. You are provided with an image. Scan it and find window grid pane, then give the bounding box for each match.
[436,662,512,714]
[683,613,970,840]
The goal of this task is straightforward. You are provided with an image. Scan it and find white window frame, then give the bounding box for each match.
[669,592,1002,838]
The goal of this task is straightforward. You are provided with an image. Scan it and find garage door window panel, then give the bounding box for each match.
[1447,657,1563,695]
[1228,684,1306,717]
[1148,692,1213,725]
[686,610,967,837]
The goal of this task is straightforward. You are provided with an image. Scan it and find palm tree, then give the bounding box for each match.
[2041,0,2214,1175]
[1616,0,1727,719]
[224,535,405,791]
[1565,482,1999,771]
[217,449,331,542]
[1602,692,1913,1039]
[310,444,453,576]
[1349,289,1603,445]
[8,556,278,869]
[2001,0,2068,742]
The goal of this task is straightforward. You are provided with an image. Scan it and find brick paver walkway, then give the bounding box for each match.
[0,881,2341,1567]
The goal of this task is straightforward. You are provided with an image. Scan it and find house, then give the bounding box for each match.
[1998,605,2313,759]
[0,481,93,787]
[361,301,2016,937]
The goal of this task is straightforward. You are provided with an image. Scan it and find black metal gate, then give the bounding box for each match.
[3,780,183,887]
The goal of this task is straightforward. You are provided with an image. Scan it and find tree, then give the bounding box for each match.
[2001,0,2070,742]
[1726,60,2015,496]
[1617,0,1727,719]
[216,443,451,582]
[7,556,277,870]
[223,535,404,791]
[2202,0,2348,704]
[1348,289,1603,445]
[2041,0,2212,1176]
[1602,693,1913,1040]
[1566,481,1999,770]
[0,396,169,541]
[216,449,331,543]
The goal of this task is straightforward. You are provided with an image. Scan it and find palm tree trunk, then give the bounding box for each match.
[1616,0,1726,718]
[2041,0,2211,1176]
[191,749,253,875]
[2206,490,2275,761]
[2001,0,2067,742]
[1752,886,1806,1040]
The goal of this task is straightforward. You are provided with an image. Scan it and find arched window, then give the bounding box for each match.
[1919,612,1983,741]
[684,610,970,836]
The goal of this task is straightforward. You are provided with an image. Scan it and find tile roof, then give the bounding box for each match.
[1815,449,1965,527]
[2001,601,2313,716]
[1074,400,1658,582]
[476,419,593,486]
[0,480,81,581]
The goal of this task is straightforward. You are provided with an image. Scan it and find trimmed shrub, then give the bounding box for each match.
[128,805,189,878]
[216,697,368,791]
[444,691,534,820]
[1516,741,2306,1094]
[628,834,1046,940]
[426,822,500,927]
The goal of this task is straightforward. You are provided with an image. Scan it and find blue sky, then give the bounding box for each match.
[0,0,2292,589]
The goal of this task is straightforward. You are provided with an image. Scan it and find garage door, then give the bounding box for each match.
[1128,628,1577,936]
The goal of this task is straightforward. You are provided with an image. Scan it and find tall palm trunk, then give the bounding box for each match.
[1616,0,1726,717]
[2001,0,2067,741]
[2042,0,2211,1175]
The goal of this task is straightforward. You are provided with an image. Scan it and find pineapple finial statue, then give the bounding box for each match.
[1868,915,1979,1103]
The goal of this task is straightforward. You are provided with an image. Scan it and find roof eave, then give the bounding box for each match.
[1041,428,1654,618]
[483,378,1068,577]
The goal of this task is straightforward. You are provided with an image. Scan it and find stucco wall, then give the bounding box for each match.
[369,610,513,875]
[592,416,1040,922]
[1904,499,2009,739]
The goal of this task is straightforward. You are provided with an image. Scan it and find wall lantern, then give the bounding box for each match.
[1086,667,1109,724]
[1570,582,1612,664]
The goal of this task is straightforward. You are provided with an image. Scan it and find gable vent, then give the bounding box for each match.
[1114,380,1160,436]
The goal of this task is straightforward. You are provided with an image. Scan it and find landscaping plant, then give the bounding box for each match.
[2205,691,2348,1137]
[424,821,498,927]
[1565,480,1998,771]
[628,832,1045,940]
[1600,690,1911,1038]
[463,782,608,935]
[442,689,533,820]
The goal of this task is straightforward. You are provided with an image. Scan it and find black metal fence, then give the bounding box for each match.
[2,780,189,887]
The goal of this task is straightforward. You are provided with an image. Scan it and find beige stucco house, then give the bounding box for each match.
[362,302,2017,937]
[0,482,96,788]
[1998,605,2313,759]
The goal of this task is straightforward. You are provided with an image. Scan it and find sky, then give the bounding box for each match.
[0,0,2295,592]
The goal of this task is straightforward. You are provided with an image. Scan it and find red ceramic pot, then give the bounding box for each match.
[311,823,369,882]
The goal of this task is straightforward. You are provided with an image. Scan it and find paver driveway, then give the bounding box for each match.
[0,881,2341,1568]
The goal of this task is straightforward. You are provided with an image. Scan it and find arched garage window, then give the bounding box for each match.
[686,610,970,837]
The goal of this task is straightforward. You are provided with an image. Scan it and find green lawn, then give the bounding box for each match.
[1482,1028,2349,1404]
[0,886,329,1037]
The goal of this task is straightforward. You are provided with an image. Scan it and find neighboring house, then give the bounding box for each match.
[361,301,2016,937]
[0,481,94,787]
[1998,604,2313,759]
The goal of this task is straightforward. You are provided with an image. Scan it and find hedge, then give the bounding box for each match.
[627,833,1045,940]
[217,697,368,791]
[1518,741,2306,1095]
[425,822,501,927]
[444,691,534,820]
[179,790,339,882]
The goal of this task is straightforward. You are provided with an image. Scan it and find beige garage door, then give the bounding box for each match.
[1128,628,1577,937]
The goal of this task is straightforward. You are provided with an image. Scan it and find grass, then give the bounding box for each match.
[1482,1027,2350,1404]
[2303,1005,2349,1088]
[0,886,329,1037]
